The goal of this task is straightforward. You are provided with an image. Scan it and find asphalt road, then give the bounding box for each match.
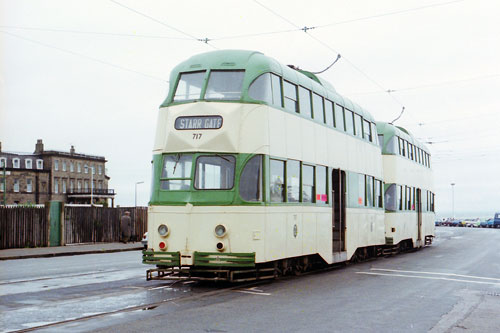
[1,227,499,333]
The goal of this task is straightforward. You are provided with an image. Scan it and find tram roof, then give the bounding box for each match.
[164,49,375,121]
[376,122,430,153]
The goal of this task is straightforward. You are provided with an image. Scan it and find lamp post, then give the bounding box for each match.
[451,182,456,220]
[135,181,144,207]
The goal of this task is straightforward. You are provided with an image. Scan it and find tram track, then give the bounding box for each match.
[8,280,267,333]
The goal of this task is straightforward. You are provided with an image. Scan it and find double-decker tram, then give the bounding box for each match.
[377,122,435,253]
[143,50,435,282]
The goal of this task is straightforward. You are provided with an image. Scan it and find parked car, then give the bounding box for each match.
[494,212,500,228]
[435,220,441,226]
[465,219,480,228]
[480,219,489,228]
[487,218,494,228]
[449,220,461,227]
[141,232,148,249]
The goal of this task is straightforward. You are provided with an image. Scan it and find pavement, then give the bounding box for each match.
[0,242,144,260]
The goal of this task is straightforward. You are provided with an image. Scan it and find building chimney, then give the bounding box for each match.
[70,145,75,154]
[35,139,44,154]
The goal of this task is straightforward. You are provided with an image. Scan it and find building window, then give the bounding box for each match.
[0,177,4,192]
[78,180,82,191]
[91,165,95,175]
[13,158,20,169]
[62,161,66,172]
[98,165,102,175]
[70,162,74,172]
[70,179,74,192]
[84,164,88,174]
[36,159,43,169]
[77,163,81,173]
[84,180,89,191]
[14,179,20,192]
[98,181,102,190]
[62,179,67,193]
[25,159,33,169]
[26,178,33,193]
[54,178,59,194]
[0,157,6,168]
[54,160,59,171]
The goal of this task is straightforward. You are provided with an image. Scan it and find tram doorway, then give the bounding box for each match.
[417,188,422,242]
[332,169,346,253]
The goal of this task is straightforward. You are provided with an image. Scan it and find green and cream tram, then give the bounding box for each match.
[143,50,432,281]
[377,122,435,249]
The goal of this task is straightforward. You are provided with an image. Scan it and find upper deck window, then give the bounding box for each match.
[312,93,324,123]
[173,71,205,101]
[283,81,298,113]
[345,110,354,135]
[335,104,345,131]
[298,87,312,118]
[205,70,245,100]
[324,100,334,127]
[248,73,282,107]
[354,113,363,138]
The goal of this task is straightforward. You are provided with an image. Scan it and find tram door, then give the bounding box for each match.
[332,169,346,252]
[416,188,422,242]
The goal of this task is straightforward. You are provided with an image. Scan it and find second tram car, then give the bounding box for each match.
[143,50,435,281]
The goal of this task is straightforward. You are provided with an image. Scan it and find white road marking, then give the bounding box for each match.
[370,268,500,282]
[356,272,500,286]
[235,290,271,296]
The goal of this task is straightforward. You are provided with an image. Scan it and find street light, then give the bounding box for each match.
[451,183,456,220]
[135,181,144,207]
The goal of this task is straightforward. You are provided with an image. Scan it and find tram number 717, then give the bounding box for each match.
[193,133,203,140]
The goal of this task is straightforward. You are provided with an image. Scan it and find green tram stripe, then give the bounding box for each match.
[194,251,255,267]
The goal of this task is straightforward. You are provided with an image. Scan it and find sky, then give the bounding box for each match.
[1,0,499,217]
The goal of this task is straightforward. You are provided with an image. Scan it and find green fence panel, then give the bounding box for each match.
[49,201,62,246]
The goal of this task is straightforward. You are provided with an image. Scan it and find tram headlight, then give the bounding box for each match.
[158,224,169,237]
[214,224,227,238]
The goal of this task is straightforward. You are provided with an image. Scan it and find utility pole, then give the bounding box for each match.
[2,160,6,205]
[135,181,144,207]
[451,182,456,220]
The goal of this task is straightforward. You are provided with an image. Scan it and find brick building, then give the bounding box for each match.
[0,140,115,206]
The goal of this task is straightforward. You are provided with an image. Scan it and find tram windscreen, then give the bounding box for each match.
[160,154,193,190]
[205,70,245,100]
[173,71,205,101]
[195,155,236,190]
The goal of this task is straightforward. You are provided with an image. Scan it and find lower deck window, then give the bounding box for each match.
[239,155,262,201]
[160,154,193,190]
[270,159,285,202]
[195,155,235,190]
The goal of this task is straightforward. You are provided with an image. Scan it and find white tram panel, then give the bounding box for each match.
[151,101,384,264]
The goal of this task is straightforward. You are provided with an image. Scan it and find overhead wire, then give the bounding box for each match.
[0,25,192,40]
[316,0,467,29]
[251,0,407,121]
[347,73,500,96]
[0,30,168,82]
[108,0,218,49]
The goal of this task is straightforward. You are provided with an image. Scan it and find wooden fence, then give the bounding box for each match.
[64,206,147,244]
[0,205,147,249]
[0,206,49,249]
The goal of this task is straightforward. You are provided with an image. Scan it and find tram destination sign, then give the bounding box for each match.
[175,115,223,130]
